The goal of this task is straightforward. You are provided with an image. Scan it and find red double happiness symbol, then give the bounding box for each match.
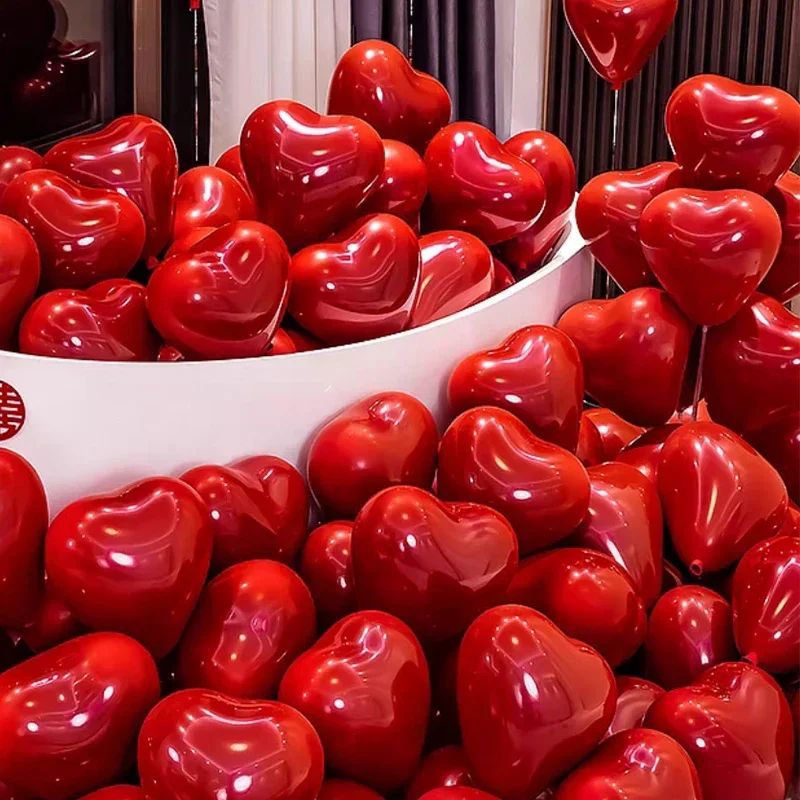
[0,381,26,442]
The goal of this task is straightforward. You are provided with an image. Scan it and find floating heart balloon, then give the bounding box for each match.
[328,40,451,154]
[564,0,679,89]
[759,172,800,302]
[138,689,324,800]
[19,279,160,361]
[458,605,616,798]
[279,610,430,792]
[604,676,665,740]
[45,477,213,659]
[351,486,518,640]
[20,576,84,653]
[148,220,290,360]
[576,162,680,291]
[240,100,384,252]
[1,169,146,290]
[615,424,680,485]
[361,139,429,225]
[79,788,144,800]
[318,781,383,800]
[43,114,178,261]
[645,662,795,800]
[558,288,694,426]
[0,632,159,800]
[666,75,800,194]
[424,122,546,245]
[448,325,584,451]
[0,215,39,350]
[658,422,788,575]
[746,414,800,505]
[584,408,646,460]
[576,412,605,466]
[181,456,308,574]
[215,145,251,197]
[0,146,42,204]
[406,746,473,800]
[307,391,437,520]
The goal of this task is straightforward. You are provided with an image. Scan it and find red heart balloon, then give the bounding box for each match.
[265,327,321,355]
[558,288,694,427]
[666,75,800,194]
[564,0,678,89]
[180,455,308,575]
[19,279,160,361]
[0,215,39,350]
[361,139,428,226]
[658,422,788,575]
[406,746,473,800]
[409,231,494,328]
[584,408,646,461]
[0,146,42,204]
[576,162,680,291]
[732,536,800,674]
[352,486,518,641]
[215,145,252,197]
[147,220,290,360]
[240,100,384,252]
[424,122,547,246]
[645,662,795,800]
[138,689,324,800]
[279,610,430,792]
[490,256,516,295]
[448,325,584,452]
[307,391,437,520]
[1,169,146,290]
[288,213,420,345]
[604,676,665,740]
[43,114,178,261]
[45,477,213,660]
[746,413,800,505]
[759,172,800,303]
[318,780,383,800]
[328,40,451,154]
[640,188,782,326]
[0,632,159,800]
[157,344,184,361]
[615,424,680,485]
[704,294,800,436]
[575,412,605,466]
[19,576,84,653]
[79,788,144,800]
[438,406,590,553]
[458,605,616,798]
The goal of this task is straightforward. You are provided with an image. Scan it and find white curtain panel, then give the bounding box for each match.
[203,0,352,162]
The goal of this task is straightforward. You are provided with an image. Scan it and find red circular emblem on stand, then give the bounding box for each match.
[0,381,26,441]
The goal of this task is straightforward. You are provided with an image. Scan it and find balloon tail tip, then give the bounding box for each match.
[689,560,703,577]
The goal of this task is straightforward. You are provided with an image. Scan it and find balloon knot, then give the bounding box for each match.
[689,560,703,577]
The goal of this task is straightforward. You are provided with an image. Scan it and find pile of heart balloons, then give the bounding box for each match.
[0,39,577,362]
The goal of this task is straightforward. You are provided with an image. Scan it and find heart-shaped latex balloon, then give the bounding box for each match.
[458,604,616,798]
[645,662,795,800]
[584,408,646,460]
[79,788,144,800]
[318,781,383,800]
[215,145,252,197]
[438,406,590,553]
[328,40,451,154]
[658,422,788,575]
[566,462,664,607]
[576,412,605,466]
[279,610,430,792]
[448,325,584,451]
[361,139,429,225]
[240,100,384,252]
[0,632,159,800]
[43,114,178,261]
[19,279,160,361]
[704,294,800,436]
[746,413,800,505]
[615,424,680,485]
[558,288,694,426]
[180,455,308,574]
[1,169,146,290]
[406,746,473,800]
[564,0,678,89]
[732,536,800,674]
[640,188,782,326]
[490,257,516,295]
[20,576,84,653]
[0,146,42,204]
[424,122,546,245]
[148,220,290,360]
[666,75,800,194]
[0,215,39,349]
[759,172,800,302]
[410,231,494,327]
[576,162,680,291]
[307,391,437,520]
[45,477,213,659]
[288,213,420,345]
[265,327,321,355]
[351,486,518,640]
[138,689,324,800]
[604,676,665,740]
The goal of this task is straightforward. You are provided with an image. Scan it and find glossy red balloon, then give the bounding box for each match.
[20,576,84,653]
[264,327,321,355]
[666,75,800,195]
[490,257,516,295]
[424,122,547,246]
[575,412,605,466]
[746,413,800,506]
[615,424,680,485]
[299,521,355,626]
[318,781,383,800]
[564,0,678,89]
[138,689,324,800]
[148,220,290,360]
[759,172,800,302]
[215,145,252,197]
[406,746,473,800]
[0,216,39,351]
[79,788,145,800]
[558,288,694,427]
[180,455,308,574]
[279,610,430,792]
[658,422,788,575]
[307,391,437,520]
[645,662,795,800]
[361,139,428,225]
[240,100,384,252]
[458,605,617,798]
[604,676,665,740]
[576,162,680,291]
[0,146,42,204]
[0,632,159,800]
[448,324,584,451]
[1,169,146,290]
[43,114,178,261]
[45,477,213,660]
